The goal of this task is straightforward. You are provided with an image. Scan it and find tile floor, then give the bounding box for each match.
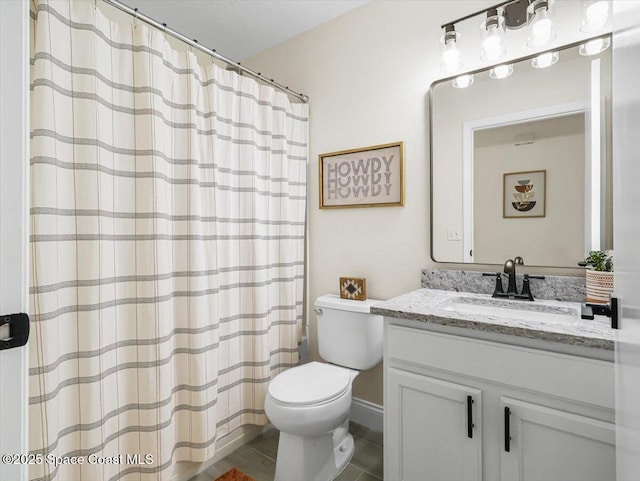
[189,422,383,481]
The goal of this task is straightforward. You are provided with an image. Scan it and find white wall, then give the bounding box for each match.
[245,0,610,405]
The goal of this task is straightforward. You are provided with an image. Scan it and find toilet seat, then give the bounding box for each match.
[268,361,351,406]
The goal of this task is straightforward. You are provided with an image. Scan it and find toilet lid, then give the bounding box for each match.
[269,361,351,405]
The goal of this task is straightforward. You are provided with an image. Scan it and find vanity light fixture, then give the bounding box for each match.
[581,0,611,33]
[440,24,462,74]
[439,1,611,81]
[481,8,507,61]
[489,64,514,79]
[531,51,559,68]
[439,0,555,71]
[579,36,611,55]
[452,74,474,89]
[527,0,556,47]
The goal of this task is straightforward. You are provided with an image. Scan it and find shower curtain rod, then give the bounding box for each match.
[101,0,309,103]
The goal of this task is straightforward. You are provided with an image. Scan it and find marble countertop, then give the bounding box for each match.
[371,288,614,350]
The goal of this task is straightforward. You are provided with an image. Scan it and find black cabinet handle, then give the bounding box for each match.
[467,395,474,439]
[504,406,511,452]
[611,297,619,329]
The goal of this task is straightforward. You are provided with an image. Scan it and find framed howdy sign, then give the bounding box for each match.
[319,141,405,209]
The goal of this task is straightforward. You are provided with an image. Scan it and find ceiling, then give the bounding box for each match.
[123,0,369,60]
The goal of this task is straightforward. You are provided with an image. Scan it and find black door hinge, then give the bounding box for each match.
[0,313,29,351]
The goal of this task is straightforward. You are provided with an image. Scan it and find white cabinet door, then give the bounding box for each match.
[501,397,615,481]
[386,368,482,481]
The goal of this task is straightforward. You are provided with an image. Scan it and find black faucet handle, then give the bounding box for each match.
[524,275,546,280]
[520,275,534,301]
[482,272,504,297]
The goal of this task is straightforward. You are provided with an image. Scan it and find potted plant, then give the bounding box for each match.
[582,250,614,304]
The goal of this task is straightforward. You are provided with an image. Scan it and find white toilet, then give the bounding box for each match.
[265,294,383,481]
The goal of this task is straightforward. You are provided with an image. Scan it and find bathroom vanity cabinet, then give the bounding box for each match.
[375,289,616,481]
[384,324,615,481]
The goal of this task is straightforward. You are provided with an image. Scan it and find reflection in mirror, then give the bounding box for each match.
[430,37,612,268]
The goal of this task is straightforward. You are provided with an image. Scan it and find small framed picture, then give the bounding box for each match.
[319,142,404,209]
[503,170,546,218]
[340,277,367,301]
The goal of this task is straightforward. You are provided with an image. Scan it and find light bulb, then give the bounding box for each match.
[533,17,551,41]
[582,1,610,33]
[482,27,504,60]
[442,40,461,72]
[531,51,559,68]
[440,27,462,74]
[579,37,611,56]
[584,38,604,54]
[452,74,474,89]
[480,10,506,61]
[489,64,513,79]
[588,2,609,22]
[527,2,556,47]
[530,12,553,45]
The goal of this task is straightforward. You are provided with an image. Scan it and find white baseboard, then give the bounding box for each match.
[350,397,383,433]
[170,424,263,481]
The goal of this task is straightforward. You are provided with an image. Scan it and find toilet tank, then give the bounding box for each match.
[314,294,383,371]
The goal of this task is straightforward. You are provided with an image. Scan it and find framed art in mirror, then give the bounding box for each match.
[503,170,546,219]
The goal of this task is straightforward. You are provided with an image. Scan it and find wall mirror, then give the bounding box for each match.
[430,36,612,268]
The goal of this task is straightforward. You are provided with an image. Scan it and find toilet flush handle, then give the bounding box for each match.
[314,308,323,316]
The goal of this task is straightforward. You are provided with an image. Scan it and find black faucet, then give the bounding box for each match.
[483,257,545,301]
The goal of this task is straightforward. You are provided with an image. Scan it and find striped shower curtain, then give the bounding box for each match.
[29,1,307,480]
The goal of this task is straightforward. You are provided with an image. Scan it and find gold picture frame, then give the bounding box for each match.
[503,169,547,218]
[319,141,405,209]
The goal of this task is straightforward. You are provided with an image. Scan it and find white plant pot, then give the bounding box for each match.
[586,270,614,304]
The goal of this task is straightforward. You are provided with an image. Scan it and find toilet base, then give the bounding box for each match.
[274,418,354,481]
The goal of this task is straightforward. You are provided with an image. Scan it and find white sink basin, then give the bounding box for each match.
[439,297,580,325]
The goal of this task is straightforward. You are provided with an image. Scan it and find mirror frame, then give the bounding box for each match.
[428,33,612,270]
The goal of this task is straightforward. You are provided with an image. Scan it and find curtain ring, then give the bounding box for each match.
[133,7,138,29]
[162,23,167,41]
